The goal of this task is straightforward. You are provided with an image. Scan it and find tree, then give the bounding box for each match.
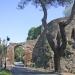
[2,37,10,69]
[0,39,7,69]
[64,1,74,17]
[27,26,41,40]
[18,0,75,73]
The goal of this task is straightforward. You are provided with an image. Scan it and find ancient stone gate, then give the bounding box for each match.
[6,40,36,67]
[6,43,25,66]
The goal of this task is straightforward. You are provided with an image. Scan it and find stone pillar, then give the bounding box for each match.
[6,45,15,67]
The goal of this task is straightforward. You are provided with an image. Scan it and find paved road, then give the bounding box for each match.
[11,66,57,75]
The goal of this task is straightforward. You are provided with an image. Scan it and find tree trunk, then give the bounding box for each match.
[4,55,6,69]
[54,53,61,73]
[54,32,61,73]
[40,0,61,73]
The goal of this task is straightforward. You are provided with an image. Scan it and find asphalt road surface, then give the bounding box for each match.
[11,66,57,75]
[10,62,58,75]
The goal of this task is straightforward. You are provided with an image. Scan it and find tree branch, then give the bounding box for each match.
[39,0,47,29]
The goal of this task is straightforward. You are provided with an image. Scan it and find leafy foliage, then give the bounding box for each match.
[0,43,6,56]
[64,1,74,17]
[18,0,72,9]
[7,36,10,41]
[27,26,41,40]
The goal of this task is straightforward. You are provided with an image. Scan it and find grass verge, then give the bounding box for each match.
[0,69,12,75]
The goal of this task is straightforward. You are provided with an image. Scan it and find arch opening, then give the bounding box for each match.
[14,45,25,63]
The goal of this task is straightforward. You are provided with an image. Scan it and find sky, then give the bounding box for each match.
[0,0,65,43]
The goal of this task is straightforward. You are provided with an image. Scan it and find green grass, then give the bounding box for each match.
[0,69,12,75]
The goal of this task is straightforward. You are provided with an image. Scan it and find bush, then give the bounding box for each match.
[27,26,41,40]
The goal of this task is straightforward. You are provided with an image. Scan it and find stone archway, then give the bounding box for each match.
[6,40,36,68]
[6,43,25,66]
